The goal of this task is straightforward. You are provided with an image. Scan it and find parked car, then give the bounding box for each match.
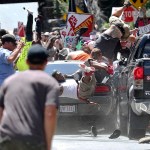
[116,34,150,139]
[45,60,117,127]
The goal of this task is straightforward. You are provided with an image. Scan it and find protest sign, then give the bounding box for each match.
[64,36,90,49]
[61,12,94,38]
[122,6,138,22]
[112,7,138,23]
[138,23,150,35]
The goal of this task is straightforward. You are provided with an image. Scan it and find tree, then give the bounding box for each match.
[146,0,150,9]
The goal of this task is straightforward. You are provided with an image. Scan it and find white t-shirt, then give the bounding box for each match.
[60,79,78,99]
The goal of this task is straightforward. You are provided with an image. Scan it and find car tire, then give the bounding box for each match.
[127,105,149,140]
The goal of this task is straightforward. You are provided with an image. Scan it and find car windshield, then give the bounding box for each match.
[45,62,82,75]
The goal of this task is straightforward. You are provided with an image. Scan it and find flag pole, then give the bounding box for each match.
[68,0,76,12]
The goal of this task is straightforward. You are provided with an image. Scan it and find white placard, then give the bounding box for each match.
[139,24,150,35]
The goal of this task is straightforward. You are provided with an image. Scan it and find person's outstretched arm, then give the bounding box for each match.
[112,6,125,18]
[44,82,59,150]
[44,105,57,150]
[7,41,24,63]
[112,1,131,17]
[90,60,108,71]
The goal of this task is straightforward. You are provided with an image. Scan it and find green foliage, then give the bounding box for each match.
[59,0,68,3]
[57,0,68,13]
[127,22,134,30]
[53,0,69,18]
[145,0,150,9]
[102,22,110,29]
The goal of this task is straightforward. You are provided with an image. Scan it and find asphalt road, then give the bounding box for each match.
[52,117,150,150]
[52,134,150,150]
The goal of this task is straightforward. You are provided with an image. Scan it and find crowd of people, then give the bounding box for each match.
[0,0,150,149]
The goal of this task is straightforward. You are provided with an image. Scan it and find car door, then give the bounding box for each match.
[118,38,142,99]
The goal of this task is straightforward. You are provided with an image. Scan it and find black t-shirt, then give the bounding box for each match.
[0,70,59,143]
[94,34,122,61]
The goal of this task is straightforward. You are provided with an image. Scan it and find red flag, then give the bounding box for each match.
[18,21,25,37]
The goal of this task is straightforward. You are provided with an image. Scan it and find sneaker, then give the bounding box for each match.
[109,129,121,139]
[79,64,95,76]
[91,126,97,137]
[139,136,150,144]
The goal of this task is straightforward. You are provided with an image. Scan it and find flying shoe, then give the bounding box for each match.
[139,136,150,144]
[109,129,121,139]
[91,126,97,137]
[79,64,95,76]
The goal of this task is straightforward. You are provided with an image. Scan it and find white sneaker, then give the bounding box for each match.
[79,64,95,76]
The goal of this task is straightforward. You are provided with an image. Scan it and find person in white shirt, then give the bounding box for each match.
[52,48,113,103]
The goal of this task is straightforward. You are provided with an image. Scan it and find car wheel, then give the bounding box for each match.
[127,105,149,140]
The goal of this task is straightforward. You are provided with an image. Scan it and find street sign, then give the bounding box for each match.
[112,7,138,23]
[138,23,150,35]
[122,6,137,22]
[129,0,148,9]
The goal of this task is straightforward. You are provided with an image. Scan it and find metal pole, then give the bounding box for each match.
[68,0,76,12]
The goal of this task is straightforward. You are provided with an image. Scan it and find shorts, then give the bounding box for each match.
[77,75,96,100]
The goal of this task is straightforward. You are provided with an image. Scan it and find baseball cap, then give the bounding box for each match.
[1,34,17,45]
[27,44,48,64]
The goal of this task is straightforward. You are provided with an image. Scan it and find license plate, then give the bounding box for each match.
[59,105,76,113]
